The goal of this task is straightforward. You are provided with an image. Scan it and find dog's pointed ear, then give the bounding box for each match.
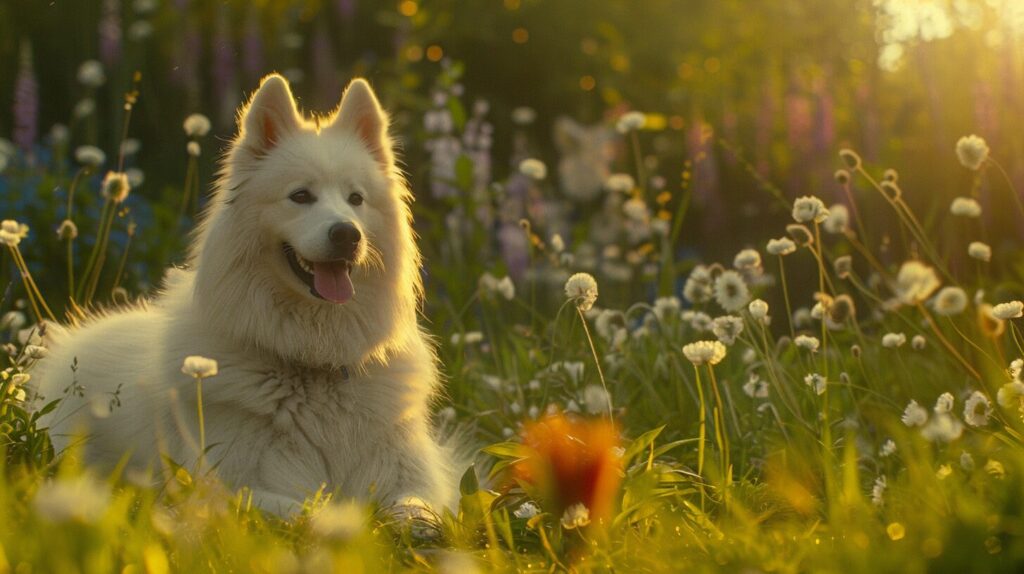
[328,79,392,168]
[239,74,302,155]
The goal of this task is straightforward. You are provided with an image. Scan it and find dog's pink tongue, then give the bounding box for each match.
[313,261,354,304]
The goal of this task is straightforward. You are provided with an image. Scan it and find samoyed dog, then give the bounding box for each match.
[34,74,454,514]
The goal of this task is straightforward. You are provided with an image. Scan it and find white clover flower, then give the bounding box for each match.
[743,373,769,398]
[74,98,96,119]
[494,276,515,300]
[963,391,992,427]
[565,273,598,311]
[682,340,727,366]
[894,261,941,305]
[902,400,928,427]
[560,503,591,529]
[950,197,982,218]
[652,296,681,320]
[76,60,106,87]
[687,311,713,332]
[511,107,536,126]
[871,475,887,507]
[932,286,968,316]
[804,373,827,395]
[711,315,744,345]
[182,355,218,378]
[934,392,955,414]
[956,135,990,171]
[101,171,131,204]
[733,248,762,270]
[748,299,769,321]
[57,219,78,240]
[604,173,636,193]
[615,111,646,133]
[823,204,849,234]
[880,439,897,457]
[912,334,926,350]
[683,265,713,304]
[513,501,540,519]
[451,331,483,345]
[921,413,964,443]
[792,196,829,224]
[582,384,610,415]
[74,145,106,168]
[34,475,110,523]
[992,301,1024,320]
[622,198,649,222]
[766,237,797,256]
[550,234,565,254]
[311,501,364,541]
[519,158,547,180]
[713,270,750,312]
[968,241,991,262]
[998,381,1024,407]
[183,113,212,138]
[794,335,820,352]
[881,332,907,348]
[187,141,201,157]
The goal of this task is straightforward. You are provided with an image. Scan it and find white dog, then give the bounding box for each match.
[34,74,454,514]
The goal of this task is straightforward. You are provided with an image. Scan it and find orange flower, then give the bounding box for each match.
[513,414,623,522]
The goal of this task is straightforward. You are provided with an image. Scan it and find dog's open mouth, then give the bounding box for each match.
[283,244,354,304]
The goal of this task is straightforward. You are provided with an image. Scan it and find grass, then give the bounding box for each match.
[3,86,1024,574]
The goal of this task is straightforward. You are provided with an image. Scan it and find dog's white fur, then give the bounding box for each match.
[34,75,454,513]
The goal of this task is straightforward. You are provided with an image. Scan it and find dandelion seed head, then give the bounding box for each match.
[683,265,714,304]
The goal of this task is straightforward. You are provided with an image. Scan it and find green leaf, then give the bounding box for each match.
[623,425,666,464]
[459,464,480,496]
[454,154,474,191]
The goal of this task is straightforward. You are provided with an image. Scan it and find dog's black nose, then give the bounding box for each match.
[328,222,361,256]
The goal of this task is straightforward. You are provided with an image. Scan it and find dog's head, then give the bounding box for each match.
[190,75,422,368]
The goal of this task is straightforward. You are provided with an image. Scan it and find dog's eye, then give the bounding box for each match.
[289,189,316,204]
[348,192,364,206]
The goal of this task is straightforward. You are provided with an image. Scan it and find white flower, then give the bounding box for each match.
[968,241,991,262]
[77,60,106,87]
[932,287,968,316]
[604,173,636,193]
[792,196,829,224]
[582,385,610,415]
[183,113,212,137]
[713,270,750,312]
[494,277,515,300]
[901,400,928,427]
[766,237,797,256]
[733,249,762,270]
[998,381,1024,407]
[881,332,906,348]
[950,197,982,217]
[311,501,364,541]
[74,145,106,167]
[992,301,1024,320]
[560,503,591,529]
[511,107,536,125]
[1,311,26,331]
[101,171,131,203]
[550,234,565,254]
[519,158,547,180]
[748,299,769,321]
[513,501,540,519]
[686,311,713,332]
[34,475,110,523]
[871,475,887,507]
[451,331,484,345]
[985,459,1006,479]
[615,111,646,133]
[181,355,218,378]
[964,391,992,427]
[956,135,990,171]
[804,373,827,395]
[743,373,769,398]
[74,98,96,119]
[622,198,648,222]
[894,261,941,305]
[652,296,681,320]
[711,315,744,345]
[126,168,145,187]
[120,138,141,156]
[794,335,820,352]
[564,273,598,311]
[683,265,713,304]
[23,345,47,360]
[912,334,926,350]
[823,204,849,234]
[682,340,727,366]
[57,219,78,240]
[934,392,955,414]
[879,439,897,458]
[921,413,964,443]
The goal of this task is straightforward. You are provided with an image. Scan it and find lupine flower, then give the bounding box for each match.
[519,158,547,180]
[902,400,928,427]
[932,287,968,316]
[963,391,992,427]
[766,237,797,256]
[950,197,982,217]
[713,270,749,312]
[565,273,598,311]
[894,261,940,304]
[881,332,906,348]
[182,355,218,378]
[992,301,1023,320]
[968,241,992,262]
[682,340,727,366]
[791,196,829,224]
[955,135,989,171]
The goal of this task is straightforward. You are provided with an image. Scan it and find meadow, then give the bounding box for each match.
[4,0,1024,572]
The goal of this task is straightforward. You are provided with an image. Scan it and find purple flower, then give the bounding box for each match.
[13,41,38,160]
[243,6,264,81]
[99,0,123,67]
